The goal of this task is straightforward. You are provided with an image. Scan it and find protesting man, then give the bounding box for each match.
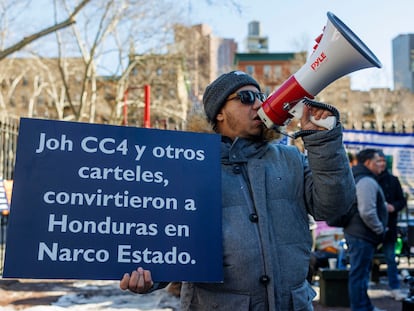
[120,70,356,310]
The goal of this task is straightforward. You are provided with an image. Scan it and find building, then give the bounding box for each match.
[245,21,269,53]
[392,34,414,92]
[234,52,306,95]
[127,54,189,129]
[318,77,414,132]
[0,57,114,123]
[234,21,414,133]
[173,24,237,99]
[0,23,237,130]
[217,38,238,75]
[127,23,237,126]
[2,23,414,134]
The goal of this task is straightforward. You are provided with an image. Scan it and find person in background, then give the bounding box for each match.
[348,152,358,167]
[120,70,356,311]
[377,150,407,301]
[344,148,388,311]
[307,215,318,283]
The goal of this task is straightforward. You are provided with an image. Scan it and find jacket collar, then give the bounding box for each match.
[352,163,376,179]
[220,136,269,164]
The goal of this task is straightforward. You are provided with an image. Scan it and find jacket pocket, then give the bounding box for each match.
[185,286,250,310]
[291,281,316,311]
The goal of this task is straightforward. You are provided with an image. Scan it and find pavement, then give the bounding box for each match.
[1,264,414,311]
[0,278,180,310]
[312,275,411,311]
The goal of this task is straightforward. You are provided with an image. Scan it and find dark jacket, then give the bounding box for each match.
[377,169,406,242]
[344,164,388,245]
[180,125,356,311]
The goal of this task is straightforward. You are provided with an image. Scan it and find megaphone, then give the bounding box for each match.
[257,11,382,129]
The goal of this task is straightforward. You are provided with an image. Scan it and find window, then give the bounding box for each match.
[362,102,374,116]
[156,87,163,99]
[410,49,414,72]
[246,65,255,75]
[264,65,271,79]
[289,64,300,75]
[264,86,273,96]
[37,96,45,105]
[273,65,282,79]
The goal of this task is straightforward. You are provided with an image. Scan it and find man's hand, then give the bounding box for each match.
[120,267,154,294]
[300,104,333,131]
[386,202,396,213]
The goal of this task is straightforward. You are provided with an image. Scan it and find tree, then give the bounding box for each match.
[0,0,91,61]
[0,0,190,122]
[0,0,244,124]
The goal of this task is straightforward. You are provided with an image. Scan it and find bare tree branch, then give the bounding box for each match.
[0,0,92,61]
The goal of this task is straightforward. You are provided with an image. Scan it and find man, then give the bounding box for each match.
[344,149,388,311]
[377,150,407,301]
[120,71,356,310]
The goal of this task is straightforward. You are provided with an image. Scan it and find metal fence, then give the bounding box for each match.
[0,211,8,274]
[0,116,18,273]
[0,116,19,179]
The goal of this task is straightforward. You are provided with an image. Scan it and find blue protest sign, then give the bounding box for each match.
[3,118,222,282]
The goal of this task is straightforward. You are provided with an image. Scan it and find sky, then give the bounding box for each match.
[7,0,413,92]
[184,0,414,91]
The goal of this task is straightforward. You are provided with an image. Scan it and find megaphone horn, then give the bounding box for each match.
[258,11,382,129]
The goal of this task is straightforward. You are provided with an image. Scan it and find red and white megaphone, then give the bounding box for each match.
[257,12,382,129]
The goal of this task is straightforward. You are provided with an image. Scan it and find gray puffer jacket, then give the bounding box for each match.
[180,125,355,311]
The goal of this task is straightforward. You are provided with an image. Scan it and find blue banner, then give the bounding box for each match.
[3,118,222,282]
[344,129,414,197]
[0,180,9,211]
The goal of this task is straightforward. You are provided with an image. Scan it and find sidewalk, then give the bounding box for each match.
[0,278,180,310]
[312,275,410,311]
[311,256,414,311]
[0,271,412,311]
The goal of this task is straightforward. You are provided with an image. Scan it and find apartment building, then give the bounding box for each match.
[0,57,113,123]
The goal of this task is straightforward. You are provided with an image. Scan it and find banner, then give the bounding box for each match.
[0,180,10,211]
[3,118,222,282]
[343,130,414,197]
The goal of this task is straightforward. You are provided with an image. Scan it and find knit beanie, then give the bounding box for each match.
[202,70,261,123]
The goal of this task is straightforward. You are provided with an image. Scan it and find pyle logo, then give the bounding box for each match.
[311,52,327,71]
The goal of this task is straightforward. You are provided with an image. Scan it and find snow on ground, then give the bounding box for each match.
[0,280,180,311]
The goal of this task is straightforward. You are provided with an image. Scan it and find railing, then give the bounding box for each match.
[0,210,8,274]
[0,116,19,179]
[0,116,18,274]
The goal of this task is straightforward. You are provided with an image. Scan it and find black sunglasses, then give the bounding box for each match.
[226,90,267,105]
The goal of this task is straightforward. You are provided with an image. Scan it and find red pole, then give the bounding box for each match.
[144,84,151,128]
[123,89,129,126]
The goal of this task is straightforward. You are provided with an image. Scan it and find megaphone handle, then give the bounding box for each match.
[288,99,337,130]
[310,115,336,130]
